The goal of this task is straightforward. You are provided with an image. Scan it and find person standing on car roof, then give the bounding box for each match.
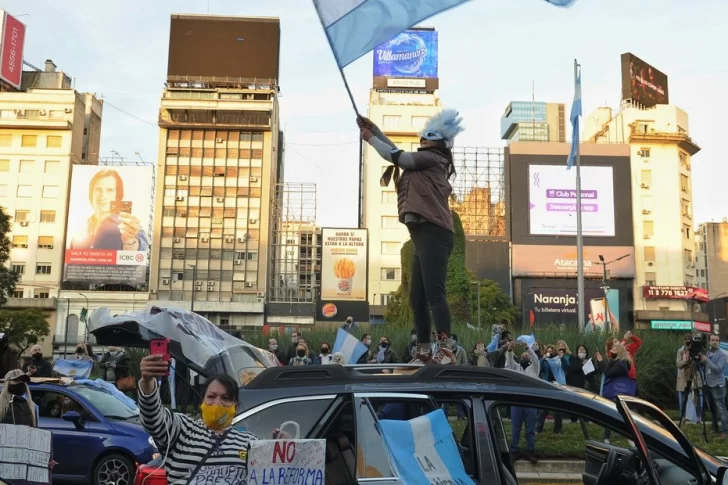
[22,344,53,378]
[358,110,464,365]
[503,340,540,465]
[138,354,259,484]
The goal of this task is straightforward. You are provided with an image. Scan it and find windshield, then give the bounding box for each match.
[72,385,140,420]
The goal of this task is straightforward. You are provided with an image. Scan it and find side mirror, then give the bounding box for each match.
[62,411,84,429]
[717,467,728,485]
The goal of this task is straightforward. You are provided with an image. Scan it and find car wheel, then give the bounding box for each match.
[93,453,136,485]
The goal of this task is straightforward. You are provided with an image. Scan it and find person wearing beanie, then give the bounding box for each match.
[357,109,464,365]
[22,344,53,378]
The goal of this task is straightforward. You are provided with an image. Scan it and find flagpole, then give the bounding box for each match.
[338,67,361,117]
[574,58,585,331]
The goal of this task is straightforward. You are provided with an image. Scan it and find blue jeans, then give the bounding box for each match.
[510,407,537,453]
[708,386,728,434]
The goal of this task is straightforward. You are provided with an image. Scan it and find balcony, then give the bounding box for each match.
[628,125,701,156]
[4,297,58,310]
[159,108,272,130]
[0,111,72,131]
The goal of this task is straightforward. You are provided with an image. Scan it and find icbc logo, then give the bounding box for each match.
[119,254,144,262]
[135,254,145,262]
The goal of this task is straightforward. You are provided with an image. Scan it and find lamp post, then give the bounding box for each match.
[188,264,197,313]
[598,254,630,330]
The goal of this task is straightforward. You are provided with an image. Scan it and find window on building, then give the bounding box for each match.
[381,216,399,229]
[40,211,55,223]
[46,136,62,148]
[645,272,657,286]
[382,115,401,129]
[680,174,689,192]
[380,294,392,305]
[411,116,428,129]
[643,220,654,237]
[19,160,34,173]
[640,170,652,186]
[683,225,691,239]
[21,135,37,147]
[42,186,58,198]
[11,263,25,274]
[681,199,691,218]
[644,247,656,262]
[34,291,50,299]
[381,191,397,204]
[14,210,30,222]
[700,269,705,277]
[0,134,12,147]
[0,160,9,171]
[0,185,7,197]
[12,236,28,248]
[381,241,401,255]
[36,264,52,275]
[639,148,650,158]
[45,161,60,173]
[16,185,32,197]
[683,249,692,265]
[12,289,24,298]
[38,236,54,249]
[381,268,401,281]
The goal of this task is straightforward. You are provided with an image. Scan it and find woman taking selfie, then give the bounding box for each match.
[358,110,464,364]
[138,354,258,483]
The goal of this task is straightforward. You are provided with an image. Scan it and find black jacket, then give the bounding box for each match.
[22,358,54,378]
[1,396,35,427]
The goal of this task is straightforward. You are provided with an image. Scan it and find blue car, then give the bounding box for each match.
[6,379,159,485]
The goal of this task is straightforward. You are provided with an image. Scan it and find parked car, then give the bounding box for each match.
[139,364,728,485]
[1,378,159,485]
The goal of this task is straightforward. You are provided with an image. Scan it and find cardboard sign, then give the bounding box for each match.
[0,424,52,485]
[247,439,325,485]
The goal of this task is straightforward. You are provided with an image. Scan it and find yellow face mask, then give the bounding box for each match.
[200,403,236,430]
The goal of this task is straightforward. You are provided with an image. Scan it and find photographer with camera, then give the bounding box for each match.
[676,334,704,422]
[700,334,728,437]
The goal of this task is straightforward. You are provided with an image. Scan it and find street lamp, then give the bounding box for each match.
[76,293,90,340]
[598,254,630,329]
[188,264,197,313]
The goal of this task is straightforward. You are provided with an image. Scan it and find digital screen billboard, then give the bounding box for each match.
[621,53,669,108]
[512,245,634,278]
[320,228,368,302]
[0,10,26,89]
[64,166,153,285]
[528,165,615,237]
[373,30,438,79]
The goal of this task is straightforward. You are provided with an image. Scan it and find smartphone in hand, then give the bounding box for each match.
[150,338,171,376]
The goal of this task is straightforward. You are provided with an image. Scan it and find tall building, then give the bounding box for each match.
[583,102,702,325]
[362,90,442,310]
[0,60,102,356]
[500,101,566,143]
[149,15,282,329]
[695,221,728,297]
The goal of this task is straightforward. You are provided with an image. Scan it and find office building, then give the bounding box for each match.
[500,101,566,143]
[0,60,103,356]
[584,102,702,325]
[148,15,282,329]
[695,221,728,297]
[362,90,442,311]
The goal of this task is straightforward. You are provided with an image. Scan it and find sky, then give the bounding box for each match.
[8,0,728,228]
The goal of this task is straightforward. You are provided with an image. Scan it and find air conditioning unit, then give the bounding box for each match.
[643,234,651,239]
[19,221,29,227]
[173,237,180,243]
[234,260,243,265]
[194,285,202,290]
[224,237,233,243]
[245,282,254,288]
[21,244,28,248]
[250,177,259,183]
[207,281,215,287]
[250,219,258,224]
[39,109,47,116]
[162,279,170,285]
[179,175,188,181]
[201,237,209,243]
[216,197,224,203]
[64,108,72,113]
[257,297,264,303]
[216,138,224,143]
[642,210,651,215]
[256,291,265,297]
[175,196,184,201]
[237,236,247,243]
[640,184,650,189]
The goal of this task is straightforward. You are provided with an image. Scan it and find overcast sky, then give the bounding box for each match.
[9,0,727,227]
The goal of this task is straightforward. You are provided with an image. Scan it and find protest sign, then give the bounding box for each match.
[246,439,325,485]
[0,424,52,485]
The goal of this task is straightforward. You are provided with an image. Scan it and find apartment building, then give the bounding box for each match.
[695,221,728,298]
[501,101,566,143]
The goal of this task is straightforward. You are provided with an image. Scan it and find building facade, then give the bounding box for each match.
[584,102,703,326]
[695,222,728,298]
[0,61,102,356]
[362,90,442,311]
[501,101,566,143]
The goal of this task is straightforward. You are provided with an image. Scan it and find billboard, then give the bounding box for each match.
[512,245,635,278]
[524,287,604,327]
[167,15,280,81]
[642,286,709,303]
[373,29,438,79]
[529,165,615,237]
[621,53,669,108]
[0,10,26,89]
[64,166,153,285]
[320,228,368,301]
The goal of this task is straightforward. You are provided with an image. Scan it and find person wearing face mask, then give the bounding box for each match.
[701,334,728,437]
[138,354,259,483]
[267,338,286,366]
[403,329,418,363]
[357,334,373,364]
[74,343,94,362]
[289,344,313,366]
[368,337,399,364]
[594,342,635,444]
[315,342,334,365]
[22,345,53,378]
[100,346,132,387]
[0,369,37,426]
[504,340,539,464]
[285,331,301,365]
[450,334,467,366]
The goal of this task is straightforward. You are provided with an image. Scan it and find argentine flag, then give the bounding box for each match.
[567,63,582,170]
[53,359,93,379]
[332,328,368,364]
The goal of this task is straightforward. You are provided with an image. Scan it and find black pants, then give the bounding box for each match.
[408,222,454,344]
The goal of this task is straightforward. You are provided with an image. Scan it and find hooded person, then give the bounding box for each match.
[0,369,36,426]
[358,109,464,365]
[22,344,53,378]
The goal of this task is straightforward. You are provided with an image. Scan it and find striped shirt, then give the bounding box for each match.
[138,383,257,485]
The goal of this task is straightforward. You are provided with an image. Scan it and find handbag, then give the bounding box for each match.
[117,375,137,391]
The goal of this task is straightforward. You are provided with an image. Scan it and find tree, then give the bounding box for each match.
[0,206,19,307]
[0,309,52,355]
[469,280,520,329]
[385,212,471,327]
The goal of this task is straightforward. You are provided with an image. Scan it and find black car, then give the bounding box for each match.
[227,364,728,485]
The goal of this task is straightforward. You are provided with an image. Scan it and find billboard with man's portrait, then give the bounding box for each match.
[64,165,153,284]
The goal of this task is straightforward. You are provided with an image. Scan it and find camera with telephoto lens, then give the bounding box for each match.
[689,332,707,362]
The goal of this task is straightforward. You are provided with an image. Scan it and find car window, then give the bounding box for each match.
[238,397,334,439]
[438,399,477,478]
[71,385,139,420]
[34,390,87,419]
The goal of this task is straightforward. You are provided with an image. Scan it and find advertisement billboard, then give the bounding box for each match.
[642,286,709,303]
[64,166,153,284]
[373,29,438,79]
[168,15,280,81]
[320,228,368,302]
[528,164,615,237]
[512,245,634,278]
[0,10,26,89]
[621,53,669,108]
[525,287,604,327]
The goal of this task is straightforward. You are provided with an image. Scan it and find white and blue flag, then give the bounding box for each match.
[53,359,93,379]
[333,328,368,364]
[567,63,582,170]
[545,0,577,6]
